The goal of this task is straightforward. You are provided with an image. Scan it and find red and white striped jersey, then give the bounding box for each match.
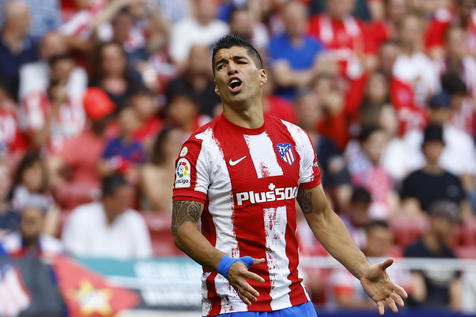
[173,114,321,316]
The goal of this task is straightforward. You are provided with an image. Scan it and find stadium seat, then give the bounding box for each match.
[390,217,427,249]
[142,211,183,256]
[455,246,476,259]
[460,218,476,246]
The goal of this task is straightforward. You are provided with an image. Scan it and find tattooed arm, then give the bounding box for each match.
[172,200,225,270]
[297,185,407,315]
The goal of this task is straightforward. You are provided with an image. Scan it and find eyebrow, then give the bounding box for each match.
[215,55,249,68]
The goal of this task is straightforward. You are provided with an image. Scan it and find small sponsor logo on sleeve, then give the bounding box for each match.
[175,158,191,188]
[179,146,188,157]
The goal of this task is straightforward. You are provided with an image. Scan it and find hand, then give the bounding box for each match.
[360,258,408,315]
[227,258,265,305]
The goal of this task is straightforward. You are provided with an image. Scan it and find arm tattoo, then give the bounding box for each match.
[297,189,313,214]
[172,200,203,233]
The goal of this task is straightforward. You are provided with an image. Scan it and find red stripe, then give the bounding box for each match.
[206,272,221,316]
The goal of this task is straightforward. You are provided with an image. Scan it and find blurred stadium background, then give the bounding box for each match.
[0,0,475,316]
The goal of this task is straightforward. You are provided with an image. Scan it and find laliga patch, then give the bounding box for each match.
[175,158,191,188]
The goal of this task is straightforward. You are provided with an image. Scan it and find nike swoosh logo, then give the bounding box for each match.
[229,156,246,166]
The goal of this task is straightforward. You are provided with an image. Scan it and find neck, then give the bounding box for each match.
[223,99,264,129]
[2,29,24,50]
[423,233,444,253]
[401,43,417,55]
[423,163,442,174]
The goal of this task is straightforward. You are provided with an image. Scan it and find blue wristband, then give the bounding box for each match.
[217,255,254,278]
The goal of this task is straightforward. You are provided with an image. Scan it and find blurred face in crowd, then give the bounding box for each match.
[3,1,30,36]
[349,201,370,228]
[386,0,407,22]
[282,1,308,39]
[365,225,394,257]
[194,0,218,25]
[429,107,451,125]
[366,72,388,104]
[398,15,424,49]
[100,43,127,77]
[20,207,45,243]
[326,0,354,20]
[74,0,90,9]
[112,12,134,44]
[379,106,399,137]
[422,140,444,165]
[168,95,198,129]
[230,9,254,42]
[213,46,267,108]
[0,163,11,202]
[378,42,400,75]
[50,58,75,84]
[295,92,322,132]
[430,216,456,245]
[103,184,134,218]
[362,129,387,165]
[164,128,185,161]
[446,27,467,60]
[188,44,212,76]
[40,32,68,61]
[21,161,45,193]
[119,107,141,136]
[131,94,156,120]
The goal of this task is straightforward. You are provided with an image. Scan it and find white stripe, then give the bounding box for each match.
[198,130,247,315]
[244,133,283,178]
[264,206,292,310]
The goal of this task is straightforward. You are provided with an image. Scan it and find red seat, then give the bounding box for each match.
[460,219,476,246]
[390,218,427,249]
[142,211,183,256]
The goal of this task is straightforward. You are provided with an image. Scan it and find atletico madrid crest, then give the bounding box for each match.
[276,143,295,166]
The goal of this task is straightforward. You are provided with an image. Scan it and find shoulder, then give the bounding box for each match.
[68,202,102,222]
[403,240,425,257]
[121,209,147,227]
[40,235,63,254]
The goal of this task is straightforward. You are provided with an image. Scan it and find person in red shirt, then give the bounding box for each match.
[308,0,371,79]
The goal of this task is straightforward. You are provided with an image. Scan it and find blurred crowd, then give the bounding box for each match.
[0,0,475,313]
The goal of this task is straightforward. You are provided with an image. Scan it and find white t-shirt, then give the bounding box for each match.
[62,202,152,258]
[169,17,228,62]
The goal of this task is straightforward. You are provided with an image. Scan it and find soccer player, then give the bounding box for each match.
[171,35,407,317]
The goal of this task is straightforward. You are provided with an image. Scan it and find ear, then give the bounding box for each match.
[214,83,221,97]
[258,69,268,86]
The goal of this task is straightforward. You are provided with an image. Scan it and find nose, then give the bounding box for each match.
[227,61,238,74]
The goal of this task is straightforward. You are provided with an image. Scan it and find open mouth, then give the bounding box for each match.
[228,77,243,94]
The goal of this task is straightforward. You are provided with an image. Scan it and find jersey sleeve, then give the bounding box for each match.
[172,132,211,203]
[299,132,321,189]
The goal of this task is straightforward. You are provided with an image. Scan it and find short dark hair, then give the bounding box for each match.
[101,173,129,198]
[212,34,263,72]
[351,186,372,204]
[365,220,390,233]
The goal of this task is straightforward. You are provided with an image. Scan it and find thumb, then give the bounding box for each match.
[252,258,265,266]
[379,258,394,271]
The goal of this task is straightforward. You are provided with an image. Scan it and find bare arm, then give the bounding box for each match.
[172,200,265,305]
[297,185,407,314]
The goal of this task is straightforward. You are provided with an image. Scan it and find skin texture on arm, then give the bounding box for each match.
[297,185,407,314]
[171,200,265,305]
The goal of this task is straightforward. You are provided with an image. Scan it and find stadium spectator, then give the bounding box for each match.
[101,107,146,184]
[404,200,462,311]
[89,41,143,113]
[345,125,398,219]
[19,54,85,154]
[169,0,228,69]
[1,206,63,257]
[228,6,269,51]
[62,173,152,258]
[0,160,18,237]
[294,89,351,209]
[340,187,372,249]
[0,82,26,159]
[128,85,162,150]
[308,0,368,79]
[8,152,59,236]
[393,13,439,106]
[0,0,38,100]
[262,73,296,124]
[0,0,61,40]
[18,31,87,100]
[50,87,115,210]
[268,0,325,100]
[166,44,220,117]
[400,123,470,219]
[140,127,184,213]
[165,88,211,134]
[328,220,410,310]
